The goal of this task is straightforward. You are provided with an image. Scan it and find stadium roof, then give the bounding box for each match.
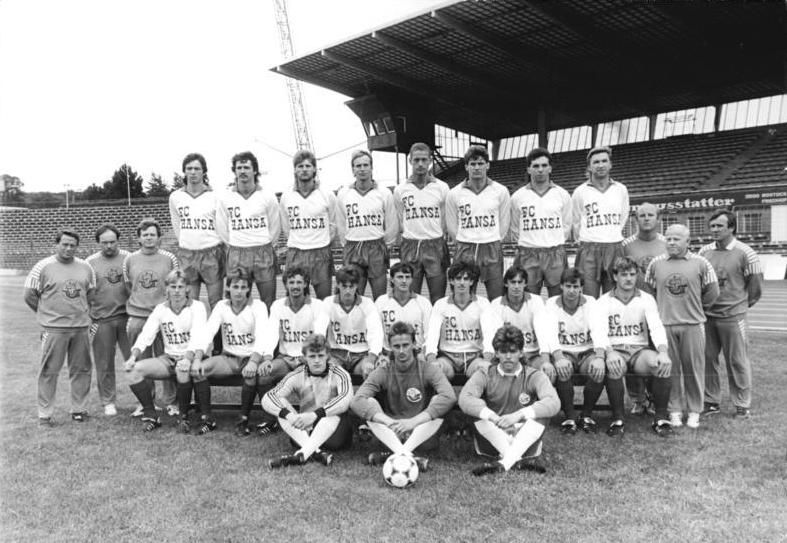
[272,0,786,141]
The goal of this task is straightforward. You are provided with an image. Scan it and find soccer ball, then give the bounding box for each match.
[382,453,419,488]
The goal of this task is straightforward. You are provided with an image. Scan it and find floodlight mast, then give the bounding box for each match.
[273,0,315,154]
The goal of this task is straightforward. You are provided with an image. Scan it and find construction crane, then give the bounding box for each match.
[272,0,315,153]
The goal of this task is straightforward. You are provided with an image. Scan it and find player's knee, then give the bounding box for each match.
[436,358,455,380]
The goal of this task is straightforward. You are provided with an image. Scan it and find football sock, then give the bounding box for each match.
[300,416,340,459]
[651,376,671,421]
[555,378,577,419]
[368,421,407,455]
[402,419,443,453]
[625,373,643,402]
[130,381,156,419]
[193,380,211,416]
[605,377,626,420]
[240,383,256,419]
[176,381,193,417]
[474,420,513,459]
[582,379,605,418]
[500,419,545,471]
[279,418,310,449]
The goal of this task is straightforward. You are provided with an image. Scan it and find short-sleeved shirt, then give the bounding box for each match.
[123,250,179,318]
[25,256,96,329]
[645,252,718,325]
[86,250,130,320]
[622,234,667,288]
[699,238,762,318]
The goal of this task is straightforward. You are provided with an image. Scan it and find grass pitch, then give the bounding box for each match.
[1,276,786,542]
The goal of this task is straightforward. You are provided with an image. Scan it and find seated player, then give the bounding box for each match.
[262,334,354,468]
[544,268,610,435]
[351,321,456,472]
[184,268,268,436]
[256,266,330,435]
[325,266,384,379]
[459,325,559,476]
[424,261,502,379]
[124,270,208,432]
[375,262,432,356]
[490,265,555,376]
[597,257,673,436]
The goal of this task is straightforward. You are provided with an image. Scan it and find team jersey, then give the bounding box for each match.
[699,238,763,318]
[509,182,572,248]
[168,188,222,250]
[123,249,179,318]
[459,363,560,420]
[325,295,384,355]
[374,293,432,350]
[260,297,330,358]
[262,363,353,417]
[489,295,551,354]
[596,289,667,348]
[645,252,719,325]
[279,186,338,249]
[216,185,281,247]
[351,357,456,421]
[445,179,511,244]
[392,176,449,240]
[544,294,609,353]
[622,233,667,288]
[132,300,208,359]
[25,256,96,329]
[86,250,130,320]
[424,296,501,356]
[189,299,268,358]
[571,179,630,243]
[336,183,398,244]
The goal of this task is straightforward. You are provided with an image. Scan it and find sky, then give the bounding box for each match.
[0,0,449,195]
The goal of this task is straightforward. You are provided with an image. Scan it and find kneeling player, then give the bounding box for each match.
[545,268,609,434]
[459,325,559,476]
[185,268,268,435]
[125,270,207,432]
[597,257,673,436]
[262,334,354,468]
[351,321,455,472]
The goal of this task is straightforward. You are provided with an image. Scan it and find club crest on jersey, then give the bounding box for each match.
[518,393,531,406]
[106,267,123,284]
[665,273,689,296]
[406,387,422,403]
[139,270,159,289]
[62,279,81,299]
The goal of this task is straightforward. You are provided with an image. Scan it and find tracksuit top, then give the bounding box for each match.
[86,250,130,321]
[132,300,207,359]
[571,179,630,243]
[445,179,511,244]
[325,295,384,355]
[216,185,281,247]
[392,177,449,240]
[260,297,330,358]
[489,295,551,354]
[336,183,398,244]
[25,256,96,329]
[168,188,222,250]
[262,363,353,417]
[279,186,337,249]
[374,293,432,350]
[645,252,719,325]
[596,289,667,349]
[699,238,763,318]
[459,364,560,420]
[510,182,572,248]
[190,299,268,358]
[123,250,179,318]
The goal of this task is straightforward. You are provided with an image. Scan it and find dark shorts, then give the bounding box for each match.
[515,245,567,291]
[330,348,367,372]
[226,244,277,283]
[343,239,389,280]
[178,244,225,285]
[454,241,503,282]
[400,237,450,279]
[575,241,623,286]
[611,344,648,370]
[286,245,334,285]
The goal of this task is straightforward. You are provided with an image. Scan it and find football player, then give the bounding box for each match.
[352,321,455,472]
[263,334,354,468]
[459,325,559,476]
[374,262,432,356]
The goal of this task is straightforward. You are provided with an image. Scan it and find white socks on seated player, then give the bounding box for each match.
[474,419,545,471]
[279,415,340,460]
[367,419,443,456]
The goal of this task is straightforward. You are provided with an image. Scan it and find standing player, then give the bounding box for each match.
[86,224,130,416]
[336,150,398,300]
[263,334,354,468]
[24,229,96,425]
[124,218,179,417]
[393,142,450,302]
[544,268,610,434]
[375,263,432,356]
[571,146,630,297]
[621,202,667,414]
[184,268,268,435]
[216,151,281,309]
[424,261,502,380]
[124,270,207,432]
[489,265,554,372]
[352,321,455,472]
[645,224,719,429]
[509,147,572,297]
[279,150,339,299]
[256,266,331,435]
[459,325,560,476]
[597,257,673,436]
[699,210,763,419]
[445,145,511,300]
[325,266,384,379]
[169,153,225,308]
